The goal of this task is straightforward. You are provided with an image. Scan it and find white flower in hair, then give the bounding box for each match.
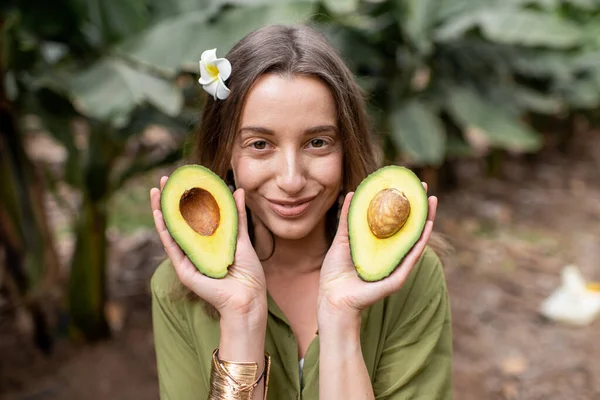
[198,48,232,100]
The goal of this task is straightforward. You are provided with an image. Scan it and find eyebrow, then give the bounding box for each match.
[239,125,338,135]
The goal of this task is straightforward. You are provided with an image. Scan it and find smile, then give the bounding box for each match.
[266,196,316,218]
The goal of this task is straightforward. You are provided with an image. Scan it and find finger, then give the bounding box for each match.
[150,187,161,212]
[422,181,428,193]
[333,192,354,244]
[233,188,249,240]
[427,196,438,222]
[153,209,185,266]
[160,176,168,191]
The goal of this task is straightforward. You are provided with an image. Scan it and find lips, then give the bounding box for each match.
[266,196,316,218]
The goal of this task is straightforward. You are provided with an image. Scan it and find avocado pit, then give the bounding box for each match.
[367,188,411,239]
[179,187,220,236]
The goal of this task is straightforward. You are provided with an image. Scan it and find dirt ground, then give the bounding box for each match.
[1,129,599,400]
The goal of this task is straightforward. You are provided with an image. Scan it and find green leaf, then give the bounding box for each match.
[72,0,150,46]
[390,100,446,165]
[147,0,219,21]
[433,10,482,41]
[477,8,583,48]
[562,70,600,109]
[508,50,574,81]
[320,25,385,74]
[446,88,542,153]
[435,0,488,23]
[122,3,316,72]
[503,0,559,9]
[573,50,600,71]
[435,7,583,48]
[445,135,473,158]
[118,10,212,72]
[323,0,360,14]
[101,0,149,40]
[222,0,316,5]
[64,58,183,127]
[398,0,442,54]
[512,86,563,114]
[564,0,600,10]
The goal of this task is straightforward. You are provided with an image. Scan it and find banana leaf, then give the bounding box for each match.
[390,99,446,165]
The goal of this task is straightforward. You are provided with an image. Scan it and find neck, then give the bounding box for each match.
[253,218,330,276]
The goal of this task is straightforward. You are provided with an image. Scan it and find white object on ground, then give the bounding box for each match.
[540,265,600,326]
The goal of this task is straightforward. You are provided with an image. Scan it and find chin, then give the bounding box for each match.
[268,219,317,240]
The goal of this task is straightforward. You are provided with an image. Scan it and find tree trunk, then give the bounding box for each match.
[67,196,111,340]
[0,61,60,354]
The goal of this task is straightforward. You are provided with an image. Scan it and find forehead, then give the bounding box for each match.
[239,73,337,130]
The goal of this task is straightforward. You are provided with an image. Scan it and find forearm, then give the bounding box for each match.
[219,305,268,400]
[318,306,375,400]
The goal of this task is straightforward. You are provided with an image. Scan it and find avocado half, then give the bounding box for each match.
[348,165,428,282]
[160,165,237,278]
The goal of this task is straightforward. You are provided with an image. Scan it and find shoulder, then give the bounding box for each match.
[151,259,221,323]
[380,245,449,331]
[404,244,447,302]
[151,258,181,298]
[151,259,220,346]
[150,259,198,322]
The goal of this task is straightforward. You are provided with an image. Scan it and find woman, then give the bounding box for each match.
[150,24,452,399]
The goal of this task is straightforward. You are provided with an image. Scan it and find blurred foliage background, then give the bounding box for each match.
[1,0,600,389]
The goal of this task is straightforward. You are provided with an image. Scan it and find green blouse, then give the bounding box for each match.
[151,246,453,399]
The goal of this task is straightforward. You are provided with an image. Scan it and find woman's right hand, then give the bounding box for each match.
[150,176,267,320]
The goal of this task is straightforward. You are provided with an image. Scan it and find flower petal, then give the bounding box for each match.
[214,58,232,81]
[202,79,220,100]
[201,48,217,65]
[215,76,231,100]
[198,61,217,85]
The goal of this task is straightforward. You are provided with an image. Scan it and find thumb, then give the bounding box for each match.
[333,192,354,244]
[233,188,249,241]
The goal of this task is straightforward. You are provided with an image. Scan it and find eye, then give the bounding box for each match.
[309,138,326,148]
[252,140,268,150]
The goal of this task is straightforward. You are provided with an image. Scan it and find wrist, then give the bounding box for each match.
[220,312,267,334]
[318,305,362,360]
[219,294,268,326]
[317,299,362,333]
[219,301,268,365]
[220,300,268,337]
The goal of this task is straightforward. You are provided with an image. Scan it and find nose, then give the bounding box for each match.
[275,149,306,195]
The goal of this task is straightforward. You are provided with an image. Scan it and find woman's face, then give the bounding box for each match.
[230,73,343,240]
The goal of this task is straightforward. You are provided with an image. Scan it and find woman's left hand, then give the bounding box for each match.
[318,183,438,321]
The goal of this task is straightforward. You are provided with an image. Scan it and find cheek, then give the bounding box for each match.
[230,154,269,191]
[311,152,344,191]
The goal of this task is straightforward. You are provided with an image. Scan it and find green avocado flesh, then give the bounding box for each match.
[160,165,237,278]
[348,166,428,282]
